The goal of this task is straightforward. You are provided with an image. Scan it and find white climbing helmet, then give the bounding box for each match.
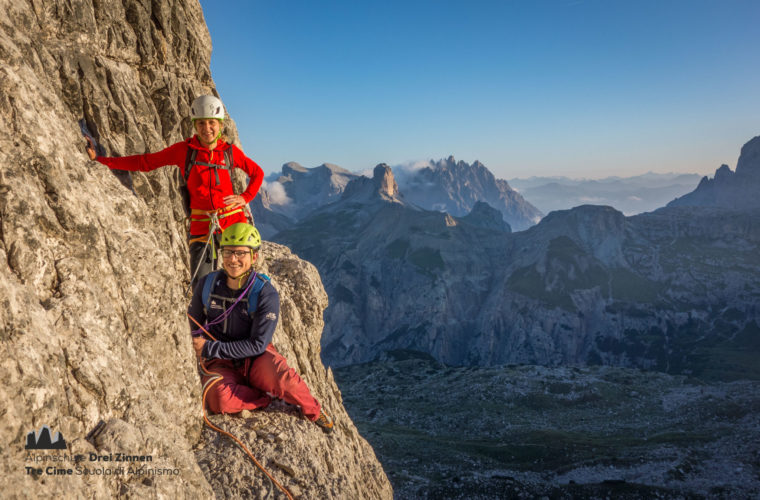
[191,95,225,120]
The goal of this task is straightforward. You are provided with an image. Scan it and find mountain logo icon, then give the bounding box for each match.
[25,425,67,450]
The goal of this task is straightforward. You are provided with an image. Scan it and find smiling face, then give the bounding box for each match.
[221,245,256,280]
[194,118,222,147]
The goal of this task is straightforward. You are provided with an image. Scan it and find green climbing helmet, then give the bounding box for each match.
[220,223,262,250]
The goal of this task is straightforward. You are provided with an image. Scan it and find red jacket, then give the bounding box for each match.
[97,136,264,235]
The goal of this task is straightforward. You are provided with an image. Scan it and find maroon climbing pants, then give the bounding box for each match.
[203,344,321,421]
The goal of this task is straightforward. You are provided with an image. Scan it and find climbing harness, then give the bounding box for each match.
[188,306,295,500]
[190,206,246,232]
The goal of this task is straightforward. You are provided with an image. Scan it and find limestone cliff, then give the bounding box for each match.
[0,1,390,498]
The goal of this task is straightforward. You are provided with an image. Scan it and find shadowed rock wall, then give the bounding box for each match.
[0,1,390,498]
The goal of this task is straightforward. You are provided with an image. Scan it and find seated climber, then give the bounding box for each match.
[85,95,264,289]
[187,222,334,433]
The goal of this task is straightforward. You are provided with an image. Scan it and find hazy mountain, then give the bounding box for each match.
[274,137,760,380]
[394,156,542,231]
[265,161,360,220]
[509,172,703,215]
[249,188,294,239]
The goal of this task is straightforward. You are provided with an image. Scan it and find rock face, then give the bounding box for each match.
[0,1,390,498]
[395,156,543,231]
[277,148,760,378]
[668,136,760,209]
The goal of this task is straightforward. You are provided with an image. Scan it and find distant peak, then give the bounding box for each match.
[430,156,488,172]
[282,162,307,173]
[736,135,760,179]
[714,164,733,182]
[317,163,352,174]
[459,201,511,233]
[373,163,399,198]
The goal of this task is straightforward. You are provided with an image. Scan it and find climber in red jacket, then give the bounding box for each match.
[85,95,264,289]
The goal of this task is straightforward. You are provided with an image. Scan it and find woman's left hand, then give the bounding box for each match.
[192,336,206,359]
[223,194,246,209]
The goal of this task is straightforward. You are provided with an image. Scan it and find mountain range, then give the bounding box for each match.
[508,172,703,216]
[393,156,542,231]
[273,136,760,379]
[257,156,540,236]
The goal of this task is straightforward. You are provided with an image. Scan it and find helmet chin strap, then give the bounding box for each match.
[223,265,253,289]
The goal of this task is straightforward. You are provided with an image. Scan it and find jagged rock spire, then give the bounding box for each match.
[373,163,399,199]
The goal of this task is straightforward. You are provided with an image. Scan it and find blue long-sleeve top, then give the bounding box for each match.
[188,272,280,360]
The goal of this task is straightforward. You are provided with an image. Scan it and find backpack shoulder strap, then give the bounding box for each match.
[247,273,271,316]
[201,270,223,314]
[224,145,234,171]
[184,140,198,183]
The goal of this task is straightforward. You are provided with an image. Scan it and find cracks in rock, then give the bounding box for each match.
[8,96,20,135]
[0,191,7,257]
[97,219,130,333]
[50,258,66,301]
[23,150,73,235]
[63,345,107,409]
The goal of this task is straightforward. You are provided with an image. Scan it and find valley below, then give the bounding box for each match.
[335,352,760,499]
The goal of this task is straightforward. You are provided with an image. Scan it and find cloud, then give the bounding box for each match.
[396,160,433,174]
[263,180,291,206]
[392,160,433,187]
[578,196,605,203]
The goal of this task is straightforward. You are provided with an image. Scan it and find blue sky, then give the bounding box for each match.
[199,0,760,179]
